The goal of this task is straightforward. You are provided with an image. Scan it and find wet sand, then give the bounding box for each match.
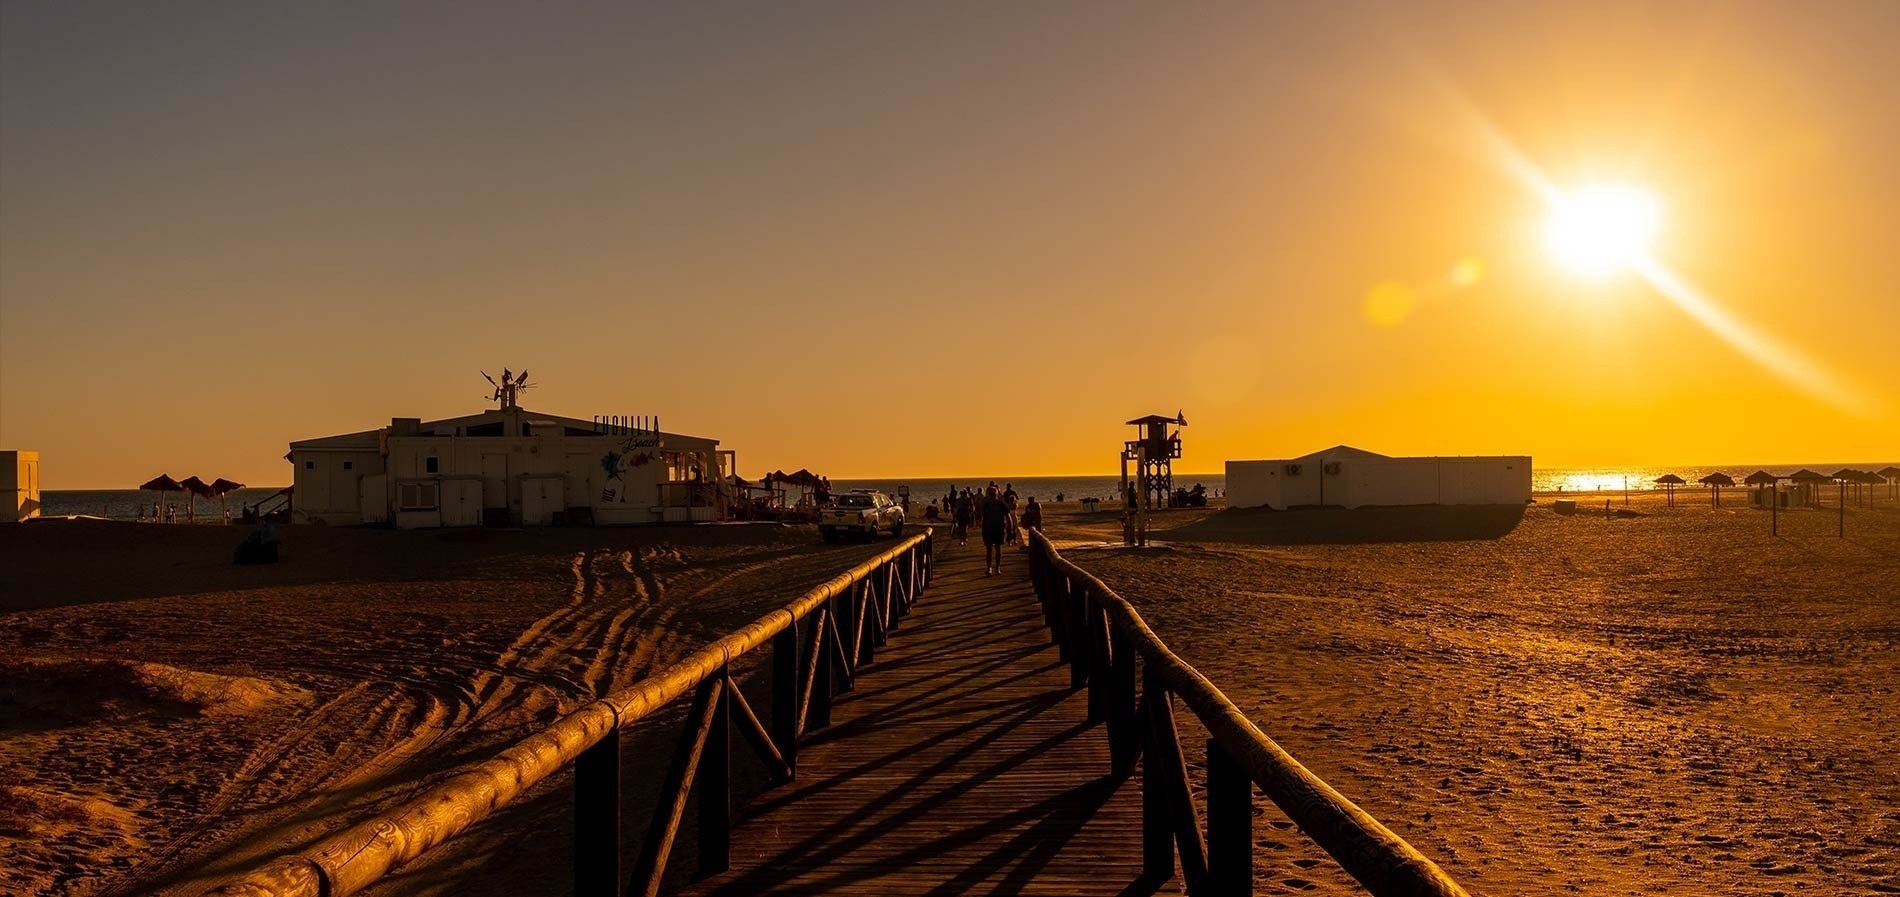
[0,521,891,897]
[1044,492,1900,895]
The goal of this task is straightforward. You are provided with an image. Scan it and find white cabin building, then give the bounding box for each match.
[289,407,730,527]
[1226,445,1529,510]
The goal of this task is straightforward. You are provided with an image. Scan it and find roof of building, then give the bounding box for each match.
[1294,444,1392,462]
[290,407,718,451]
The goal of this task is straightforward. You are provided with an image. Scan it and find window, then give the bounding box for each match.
[425,456,440,474]
[305,461,316,469]
[342,461,354,471]
[398,481,440,511]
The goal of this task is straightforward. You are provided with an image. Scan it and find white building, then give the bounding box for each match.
[3,451,41,523]
[1226,445,1530,510]
[289,406,730,528]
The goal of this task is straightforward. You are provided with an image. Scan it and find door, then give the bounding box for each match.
[481,453,508,508]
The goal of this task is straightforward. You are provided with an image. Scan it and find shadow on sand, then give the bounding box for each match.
[1163,503,1527,546]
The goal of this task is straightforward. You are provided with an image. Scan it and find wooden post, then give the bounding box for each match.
[1206,738,1253,896]
[1108,624,1139,777]
[772,623,799,777]
[631,678,722,897]
[699,669,731,876]
[1069,584,1092,689]
[573,725,620,897]
[809,610,834,730]
[1140,673,1173,882]
[1087,604,1111,725]
[1147,676,1209,891]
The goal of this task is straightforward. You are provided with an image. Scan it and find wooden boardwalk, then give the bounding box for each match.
[680,543,1157,896]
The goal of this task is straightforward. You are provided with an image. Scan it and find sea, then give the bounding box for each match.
[33,464,1894,519]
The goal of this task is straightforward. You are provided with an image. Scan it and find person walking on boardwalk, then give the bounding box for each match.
[953,488,974,546]
[980,485,1009,574]
[1020,496,1043,549]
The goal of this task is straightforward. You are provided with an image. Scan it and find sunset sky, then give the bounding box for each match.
[3,2,1896,488]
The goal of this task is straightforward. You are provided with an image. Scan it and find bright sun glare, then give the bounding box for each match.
[1544,184,1663,276]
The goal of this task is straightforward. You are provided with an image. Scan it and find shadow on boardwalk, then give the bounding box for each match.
[681,542,1163,896]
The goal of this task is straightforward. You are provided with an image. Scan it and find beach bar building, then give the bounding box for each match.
[1226,445,1530,510]
[2,451,41,523]
[289,406,730,528]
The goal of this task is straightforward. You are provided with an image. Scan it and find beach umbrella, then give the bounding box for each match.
[178,476,215,523]
[1698,472,1735,507]
[210,478,245,521]
[1879,466,1900,500]
[1655,473,1686,507]
[1743,470,1780,486]
[139,474,183,520]
[1787,469,1829,506]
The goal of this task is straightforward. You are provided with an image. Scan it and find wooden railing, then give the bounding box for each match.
[211,531,934,897]
[1026,529,1469,897]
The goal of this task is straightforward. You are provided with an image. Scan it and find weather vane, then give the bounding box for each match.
[481,368,533,409]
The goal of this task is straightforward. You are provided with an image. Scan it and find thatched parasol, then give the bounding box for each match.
[1655,473,1686,507]
[210,478,246,521]
[1743,470,1780,486]
[140,474,183,520]
[178,476,215,522]
[1698,472,1735,507]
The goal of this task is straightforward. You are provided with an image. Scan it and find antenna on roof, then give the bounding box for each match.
[482,368,536,409]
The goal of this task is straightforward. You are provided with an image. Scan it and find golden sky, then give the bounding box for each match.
[3,2,1896,487]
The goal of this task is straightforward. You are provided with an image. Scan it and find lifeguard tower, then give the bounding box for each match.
[1121,412,1185,512]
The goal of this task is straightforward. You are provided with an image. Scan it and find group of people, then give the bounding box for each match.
[940,482,1042,575]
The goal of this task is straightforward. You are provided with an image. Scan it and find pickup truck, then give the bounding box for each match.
[820,490,905,542]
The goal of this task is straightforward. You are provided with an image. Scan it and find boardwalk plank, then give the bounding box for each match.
[678,543,1168,896]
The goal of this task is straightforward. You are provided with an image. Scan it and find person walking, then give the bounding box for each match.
[953,488,974,546]
[1020,496,1043,549]
[981,485,1009,574]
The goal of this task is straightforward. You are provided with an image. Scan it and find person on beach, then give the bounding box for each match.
[953,489,974,545]
[1004,488,1020,545]
[1020,496,1042,546]
[981,485,1008,574]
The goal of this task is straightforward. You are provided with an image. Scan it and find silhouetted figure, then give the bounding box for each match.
[981,486,1008,574]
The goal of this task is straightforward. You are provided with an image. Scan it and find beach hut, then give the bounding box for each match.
[1654,473,1686,507]
[1697,472,1735,507]
[140,474,184,521]
[210,478,246,521]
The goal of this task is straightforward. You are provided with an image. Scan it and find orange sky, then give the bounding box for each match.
[3,2,1896,488]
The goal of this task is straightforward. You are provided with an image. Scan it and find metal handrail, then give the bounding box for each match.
[1027,528,1469,897]
[211,530,934,897]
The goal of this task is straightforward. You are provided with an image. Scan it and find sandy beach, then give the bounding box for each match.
[1043,492,1900,895]
[0,521,892,896]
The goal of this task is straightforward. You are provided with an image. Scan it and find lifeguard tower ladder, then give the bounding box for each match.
[1120,412,1185,512]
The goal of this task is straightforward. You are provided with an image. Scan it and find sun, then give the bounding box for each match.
[1543,184,1663,276]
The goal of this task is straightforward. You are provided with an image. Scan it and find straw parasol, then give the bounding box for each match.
[139,474,183,520]
[210,478,246,521]
[178,476,216,523]
[1698,471,1735,507]
[1744,470,1779,487]
[1655,473,1686,507]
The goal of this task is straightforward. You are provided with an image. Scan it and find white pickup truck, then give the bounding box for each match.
[820,490,905,542]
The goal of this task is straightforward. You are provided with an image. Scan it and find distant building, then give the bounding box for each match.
[1226,445,1529,510]
[2,451,41,523]
[288,406,730,528]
